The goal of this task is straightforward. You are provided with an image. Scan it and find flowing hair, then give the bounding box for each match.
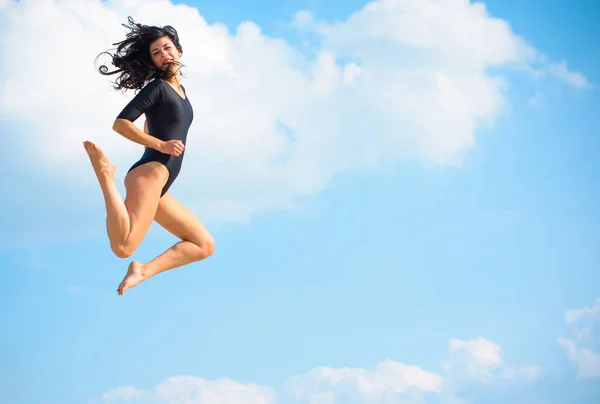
[96,16,185,92]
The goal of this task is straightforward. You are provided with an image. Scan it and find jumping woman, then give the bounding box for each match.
[84,17,215,296]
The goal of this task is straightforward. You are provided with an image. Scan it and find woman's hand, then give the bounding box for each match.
[158,140,185,156]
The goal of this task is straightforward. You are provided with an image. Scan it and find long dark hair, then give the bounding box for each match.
[96,16,184,92]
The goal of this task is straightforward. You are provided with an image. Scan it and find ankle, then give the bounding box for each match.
[139,263,152,277]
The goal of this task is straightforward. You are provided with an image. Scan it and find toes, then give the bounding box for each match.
[82,141,101,153]
[83,141,96,154]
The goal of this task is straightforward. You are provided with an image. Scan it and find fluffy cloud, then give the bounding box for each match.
[443,337,540,384]
[0,0,590,240]
[284,360,444,403]
[91,337,539,404]
[96,377,276,404]
[564,298,600,325]
[558,298,600,379]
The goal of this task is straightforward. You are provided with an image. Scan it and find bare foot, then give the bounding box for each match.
[117,261,147,295]
[83,140,115,180]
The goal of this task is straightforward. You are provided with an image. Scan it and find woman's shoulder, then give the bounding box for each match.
[133,78,166,98]
[143,78,166,91]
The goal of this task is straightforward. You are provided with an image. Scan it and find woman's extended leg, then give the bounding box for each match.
[117,192,215,295]
[83,141,168,258]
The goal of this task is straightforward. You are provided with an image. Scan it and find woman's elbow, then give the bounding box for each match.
[112,118,128,132]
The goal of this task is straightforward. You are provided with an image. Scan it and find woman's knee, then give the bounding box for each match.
[111,242,137,259]
[204,236,215,257]
[193,235,215,260]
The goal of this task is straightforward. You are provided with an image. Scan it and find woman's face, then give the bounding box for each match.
[149,36,181,71]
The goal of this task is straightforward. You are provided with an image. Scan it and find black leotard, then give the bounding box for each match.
[116,78,194,197]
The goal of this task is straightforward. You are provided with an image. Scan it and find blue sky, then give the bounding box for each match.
[1,0,599,403]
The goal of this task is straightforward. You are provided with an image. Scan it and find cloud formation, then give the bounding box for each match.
[0,0,591,241]
[92,336,539,404]
[559,298,600,379]
[98,377,275,404]
[443,337,541,386]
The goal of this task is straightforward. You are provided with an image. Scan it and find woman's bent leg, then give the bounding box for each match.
[115,161,168,257]
[83,141,168,258]
[83,141,128,244]
[117,192,214,295]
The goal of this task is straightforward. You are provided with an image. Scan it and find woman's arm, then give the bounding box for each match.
[113,118,184,156]
[113,81,184,156]
[112,118,162,150]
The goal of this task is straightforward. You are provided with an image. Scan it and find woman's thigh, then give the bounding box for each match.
[154,192,214,250]
[121,161,169,248]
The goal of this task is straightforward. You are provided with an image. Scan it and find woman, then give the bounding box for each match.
[84,17,215,296]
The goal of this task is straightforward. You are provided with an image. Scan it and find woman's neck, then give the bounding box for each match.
[163,74,181,88]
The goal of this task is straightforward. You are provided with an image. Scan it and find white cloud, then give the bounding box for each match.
[565,298,600,324]
[445,337,503,383]
[441,337,541,392]
[0,0,591,240]
[547,61,592,89]
[102,386,144,402]
[284,360,444,403]
[559,298,600,379]
[94,376,276,404]
[558,338,600,379]
[92,337,539,404]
